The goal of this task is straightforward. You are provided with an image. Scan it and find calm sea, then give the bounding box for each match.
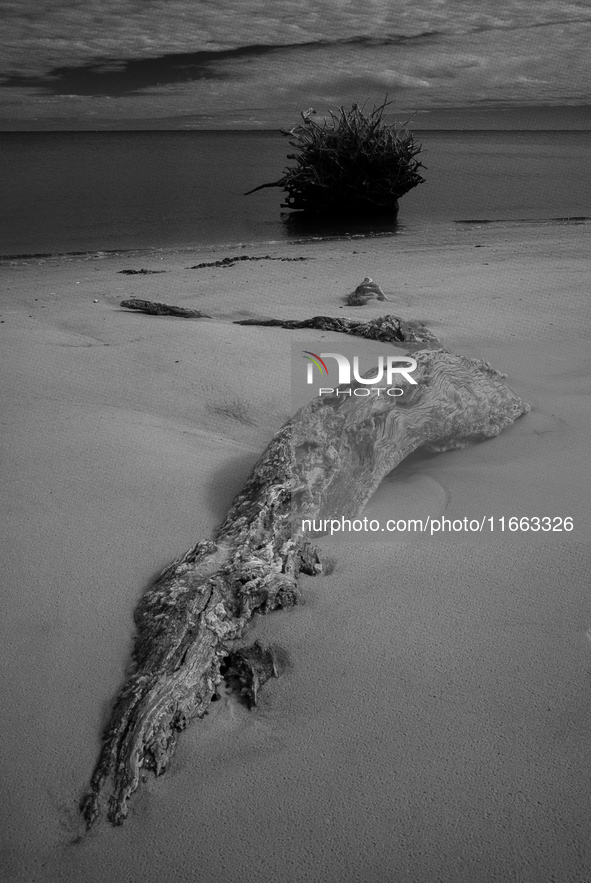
[0,129,589,257]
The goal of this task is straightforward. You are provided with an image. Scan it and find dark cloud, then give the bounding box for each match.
[0,33,440,97]
[0,45,282,96]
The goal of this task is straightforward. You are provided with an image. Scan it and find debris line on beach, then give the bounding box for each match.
[186,255,310,269]
[118,269,166,275]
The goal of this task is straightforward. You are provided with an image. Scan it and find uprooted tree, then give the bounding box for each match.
[245,100,425,216]
[81,314,528,829]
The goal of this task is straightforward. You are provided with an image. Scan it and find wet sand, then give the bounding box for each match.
[1,221,590,882]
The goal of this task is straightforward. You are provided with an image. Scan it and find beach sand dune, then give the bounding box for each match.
[1,223,590,882]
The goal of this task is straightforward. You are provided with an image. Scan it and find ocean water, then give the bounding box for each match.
[0,129,589,257]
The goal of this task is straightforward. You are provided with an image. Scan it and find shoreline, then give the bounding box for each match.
[1,220,590,881]
[1,213,589,264]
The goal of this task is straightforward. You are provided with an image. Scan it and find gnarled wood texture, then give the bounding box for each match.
[347,277,387,306]
[291,350,529,525]
[81,333,529,829]
[234,313,441,346]
[120,298,210,318]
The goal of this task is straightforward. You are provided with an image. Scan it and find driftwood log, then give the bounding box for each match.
[81,325,529,829]
[235,313,441,346]
[120,298,210,319]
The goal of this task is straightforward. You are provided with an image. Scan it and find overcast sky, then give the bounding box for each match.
[1,0,589,128]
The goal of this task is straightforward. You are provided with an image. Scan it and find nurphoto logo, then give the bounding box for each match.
[302,351,418,397]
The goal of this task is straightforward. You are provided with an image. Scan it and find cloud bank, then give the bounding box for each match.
[0,0,589,126]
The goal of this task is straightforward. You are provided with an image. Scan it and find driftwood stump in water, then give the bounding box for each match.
[81,327,529,829]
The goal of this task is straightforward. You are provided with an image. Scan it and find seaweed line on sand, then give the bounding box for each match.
[186,255,311,269]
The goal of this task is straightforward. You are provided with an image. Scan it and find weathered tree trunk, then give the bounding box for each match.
[81,341,529,829]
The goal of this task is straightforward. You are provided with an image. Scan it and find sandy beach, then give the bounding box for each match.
[1,220,590,882]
